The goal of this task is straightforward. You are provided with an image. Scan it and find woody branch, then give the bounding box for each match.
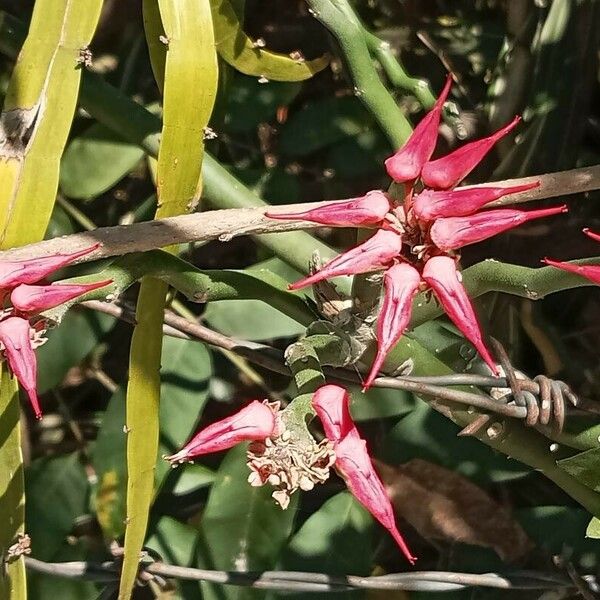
[1,164,599,265]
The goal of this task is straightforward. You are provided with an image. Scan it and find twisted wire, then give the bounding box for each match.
[24,557,589,594]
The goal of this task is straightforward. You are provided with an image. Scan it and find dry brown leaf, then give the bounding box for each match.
[376,458,532,562]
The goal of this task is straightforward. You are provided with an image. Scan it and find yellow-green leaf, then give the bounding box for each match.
[0,373,26,600]
[211,0,329,81]
[119,2,219,599]
[0,0,103,247]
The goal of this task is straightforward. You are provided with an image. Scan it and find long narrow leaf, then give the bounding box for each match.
[0,5,102,600]
[0,374,25,599]
[119,2,218,598]
[210,0,329,81]
[0,0,103,246]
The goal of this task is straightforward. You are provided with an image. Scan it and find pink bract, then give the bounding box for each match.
[165,400,276,463]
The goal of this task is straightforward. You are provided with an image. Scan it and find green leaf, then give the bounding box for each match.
[26,453,89,561]
[27,576,97,600]
[327,129,390,179]
[211,0,329,81]
[203,258,306,340]
[59,123,145,201]
[36,309,115,393]
[282,491,373,576]
[155,336,212,483]
[223,75,301,133]
[146,516,201,598]
[383,402,529,485]
[169,463,217,495]
[586,516,600,539]
[350,385,416,422]
[26,452,97,599]
[558,447,600,492]
[92,336,213,539]
[279,96,374,157]
[199,444,298,600]
[0,374,26,600]
[516,506,599,568]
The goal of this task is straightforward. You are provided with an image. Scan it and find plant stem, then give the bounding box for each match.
[362,29,436,109]
[411,258,600,327]
[305,0,412,148]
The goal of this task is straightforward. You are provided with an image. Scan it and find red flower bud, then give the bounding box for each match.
[542,258,600,286]
[11,280,112,313]
[0,244,100,290]
[413,181,540,221]
[363,263,421,390]
[422,256,497,374]
[165,401,276,464]
[289,229,403,291]
[311,384,416,564]
[421,117,520,190]
[265,191,391,228]
[384,75,452,183]
[430,205,567,252]
[0,316,41,418]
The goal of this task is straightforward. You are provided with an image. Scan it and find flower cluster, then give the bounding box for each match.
[0,244,111,418]
[166,384,416,563]
[266,77,567,388]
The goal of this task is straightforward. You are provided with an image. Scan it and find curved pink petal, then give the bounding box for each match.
[311,384,357,442]
[265,191,391,228]
[584,228,600,244]
[11,280,113,314]
[0,244,101,290]
[430,205,567,252]
[384,76,452,183]
[165,400,275,464]
[289,229,403,291]
[363,263,421,391]
[335,435,416,564]
[413,182,540,221]
[422,256,497,374]
[542,258,600,286]
[0,316,41,418]
[421,116,520,190]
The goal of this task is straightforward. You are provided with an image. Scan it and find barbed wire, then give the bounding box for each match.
[25,556,595,594]
[83,299,597,430]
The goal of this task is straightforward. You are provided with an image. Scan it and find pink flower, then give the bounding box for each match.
[268,77,565,382]
[311,384,416,564]
[385,75,452,183]
[288,229,403,291]
[543,228,600,285]
[413,182,540,220]
[0,317,41,419]
[165,401,276,464]
[0,244,100,289]
[422,256,497,374]
[265,191,391,228]
[430,205,567,252]
[0,243,106,418]
[421,116,521,190]
[363,263,421,390]
[10,280,112,313]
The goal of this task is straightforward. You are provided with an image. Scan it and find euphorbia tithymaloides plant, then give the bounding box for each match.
[266,76,567,388]
[0,244,111,418]
[166,77,588,565]
[167,385,417,563]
